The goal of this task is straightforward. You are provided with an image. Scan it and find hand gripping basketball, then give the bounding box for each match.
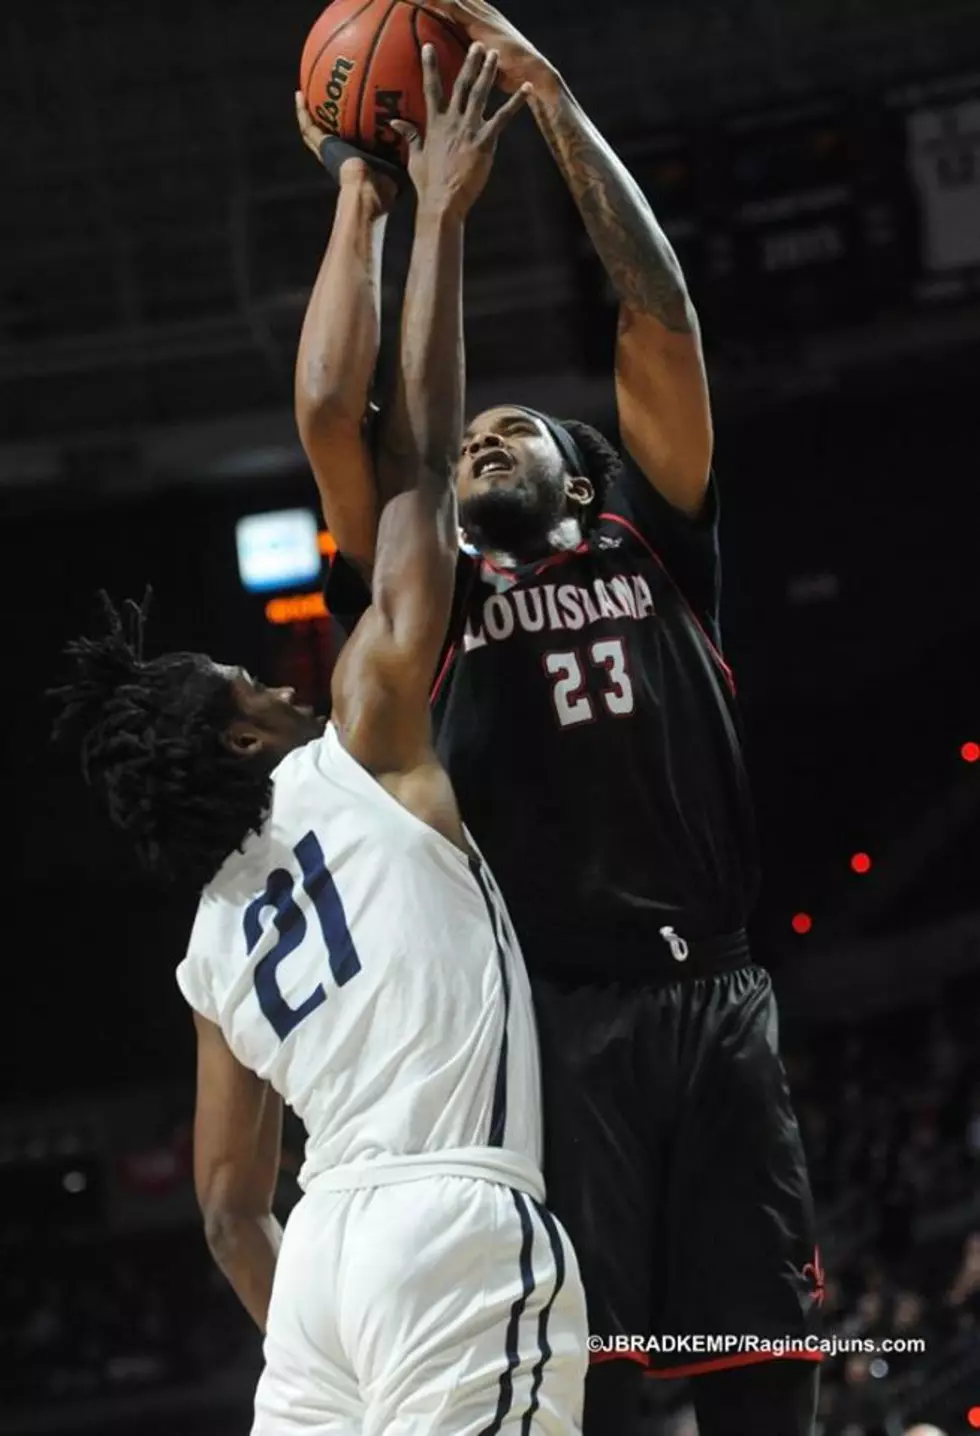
[389,43,531,216]
[403,0,554,95]
[295,91,404,204]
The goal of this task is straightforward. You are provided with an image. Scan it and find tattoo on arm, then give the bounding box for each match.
[532,85,692,335]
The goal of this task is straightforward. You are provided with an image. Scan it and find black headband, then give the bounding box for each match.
[512,407,588,479]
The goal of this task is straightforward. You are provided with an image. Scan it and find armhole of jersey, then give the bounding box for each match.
[320,723,474,873]
[175,950,220,1024]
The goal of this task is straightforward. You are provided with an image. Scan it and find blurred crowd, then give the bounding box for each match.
[789,975,980,1435]
[0,1225,253,1414]
[3,974,980,1435]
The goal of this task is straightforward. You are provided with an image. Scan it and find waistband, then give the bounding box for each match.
[654,925,752,977]
[638,925,753,983]
[535,926,756,988]
[300,1147,545,1203]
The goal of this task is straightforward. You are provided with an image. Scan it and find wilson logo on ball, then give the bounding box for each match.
[314,56,356,136]
[300,0,468,157]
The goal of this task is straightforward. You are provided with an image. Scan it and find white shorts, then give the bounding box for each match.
[252,1175,587,1435]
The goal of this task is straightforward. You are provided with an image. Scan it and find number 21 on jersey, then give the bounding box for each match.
[243,831,361,1041]
[544,637,635,729]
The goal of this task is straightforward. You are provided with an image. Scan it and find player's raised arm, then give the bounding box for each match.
[331,45,530,779]
[293,98,398,577]
[419,0,713,519]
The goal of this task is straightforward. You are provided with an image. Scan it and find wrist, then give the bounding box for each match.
[415,196,468,227]
[527,61,563,107]
[338,183,392,228]
[338,161,382,191]
[335,154,398,215]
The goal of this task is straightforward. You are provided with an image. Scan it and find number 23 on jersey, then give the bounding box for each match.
[543,637,635,729]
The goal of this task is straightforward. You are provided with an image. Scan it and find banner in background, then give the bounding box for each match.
[907,96,980,273]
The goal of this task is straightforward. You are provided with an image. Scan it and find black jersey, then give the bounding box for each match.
[326,457,758,982]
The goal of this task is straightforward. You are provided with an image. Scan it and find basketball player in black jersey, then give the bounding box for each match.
[296,5,820,1433]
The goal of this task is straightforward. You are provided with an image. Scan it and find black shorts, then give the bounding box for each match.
[531,944,822,1377]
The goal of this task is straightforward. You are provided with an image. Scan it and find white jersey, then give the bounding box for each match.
[176,723,542,1199]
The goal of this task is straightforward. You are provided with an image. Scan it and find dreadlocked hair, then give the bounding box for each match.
[555,418,622,531]
[49,592,272,891]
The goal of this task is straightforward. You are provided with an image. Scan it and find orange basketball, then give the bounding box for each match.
[300,0,469,166]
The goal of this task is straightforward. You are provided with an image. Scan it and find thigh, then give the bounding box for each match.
[252,1191,363,1436]
[353,1180,588,1436]
[663,967,821,1364]
[531,978,656,1346]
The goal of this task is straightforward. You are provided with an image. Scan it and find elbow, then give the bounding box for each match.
[295,350,367,431]
[295,383,362,439]
[203,1205,270,1267]
[200,1196,264,1259]
[202,1203,237,1260]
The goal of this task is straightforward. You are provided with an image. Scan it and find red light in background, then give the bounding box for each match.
[317,531,337,557]
[792,913,812,935]
[850,852,872,875]
[962,741,980,764]
[966,1407,980,1430]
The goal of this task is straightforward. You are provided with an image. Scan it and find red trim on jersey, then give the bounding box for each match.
[598,510,735,695]
[479,545,588,582]
[533,544,589,575]
[643,1351,824,1380]
[430,642,457,704]
[589,1350,649,1369]
[481,556,519,578]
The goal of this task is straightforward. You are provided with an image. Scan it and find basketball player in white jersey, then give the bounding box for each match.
[50,47,586,1436]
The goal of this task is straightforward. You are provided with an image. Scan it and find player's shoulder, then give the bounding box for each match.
[600,455,720,554]
[265,732,335,813]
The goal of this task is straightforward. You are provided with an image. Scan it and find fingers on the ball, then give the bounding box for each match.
[466,47,499,117]
[483,80,532,140]
[420,42,446,113]
[451,41,486,111]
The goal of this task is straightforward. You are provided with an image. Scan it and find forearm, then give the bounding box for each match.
[530,75,693,334]
[204,1210,283,1332]
[295,183,387,424]
[379,204,464,508]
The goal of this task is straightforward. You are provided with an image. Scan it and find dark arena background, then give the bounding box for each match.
[4,0,980,1432]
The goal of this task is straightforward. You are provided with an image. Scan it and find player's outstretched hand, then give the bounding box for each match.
[404,0,554,95]
[294,92,399,212]
[390,44,530,217]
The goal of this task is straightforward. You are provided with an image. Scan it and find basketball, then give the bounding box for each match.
[301,0,469,165]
